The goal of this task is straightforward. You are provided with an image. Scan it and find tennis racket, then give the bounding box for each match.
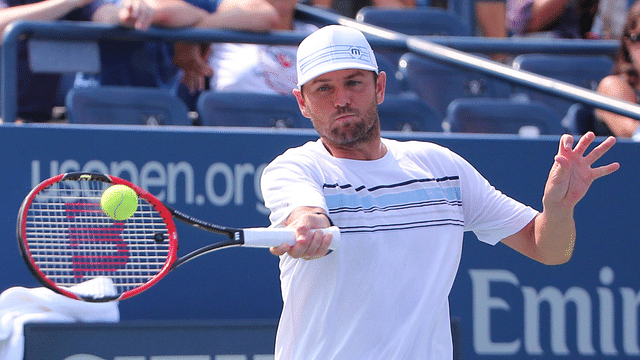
[17,172,340,302]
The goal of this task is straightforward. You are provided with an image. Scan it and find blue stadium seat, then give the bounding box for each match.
[398,52,512,119]
[197,91,310,128]
[379,94,443,132]
[355,6,472,36]
[561,102,614,136]
[443,98,565,136]
[511,54,614,117]
[66,86,191,125]
[355,7,472,67]
[561,103,595,135]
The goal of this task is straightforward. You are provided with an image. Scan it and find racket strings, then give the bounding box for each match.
[23,180,172,297]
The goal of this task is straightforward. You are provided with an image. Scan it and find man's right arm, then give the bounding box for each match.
[269,206,334,259]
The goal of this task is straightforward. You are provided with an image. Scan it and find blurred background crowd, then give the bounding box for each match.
[1,0,639,139]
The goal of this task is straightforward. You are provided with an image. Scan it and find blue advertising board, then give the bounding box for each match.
[1,124,638,358]
[23,320,278,360]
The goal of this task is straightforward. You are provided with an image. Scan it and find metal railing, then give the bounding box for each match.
[0,5,636,123]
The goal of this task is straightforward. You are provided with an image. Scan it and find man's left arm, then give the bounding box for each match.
[502,132,619,265]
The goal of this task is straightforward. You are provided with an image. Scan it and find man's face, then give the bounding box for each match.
[293,69,386,147]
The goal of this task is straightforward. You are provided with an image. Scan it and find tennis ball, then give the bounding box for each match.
[101,184,138,221]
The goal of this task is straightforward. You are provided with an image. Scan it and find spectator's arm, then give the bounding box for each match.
[476,1,509,62]
[92,0,207,29]
[147,0,208,27]
[371,0,415,8]
[596,74,640,137]
[0,0,93,36]
[194,0,278,32]
[477,1,507,38]
[527,0,571,32]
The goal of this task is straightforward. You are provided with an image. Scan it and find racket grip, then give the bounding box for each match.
[242,226,341,250]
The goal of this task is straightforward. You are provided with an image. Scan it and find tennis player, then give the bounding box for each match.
[260,25,620,359]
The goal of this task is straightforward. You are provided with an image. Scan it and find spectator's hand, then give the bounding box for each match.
[174,42,213,93]
[118,0,155,30]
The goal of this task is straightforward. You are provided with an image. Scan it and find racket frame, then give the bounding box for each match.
[17,172,182,301]
[17,172,339,302]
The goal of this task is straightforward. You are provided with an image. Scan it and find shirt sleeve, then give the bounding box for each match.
[506,0,534,35]
[260,149,329,227]
[453,150,539,245]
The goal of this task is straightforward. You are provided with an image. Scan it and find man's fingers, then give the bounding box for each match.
[549,154,570,185]
[585,136,616,165]
[270,229,333,259]
[270,243,290,256]
[572,131,595,156]
[592,162,621,180]
[559,134,574,154]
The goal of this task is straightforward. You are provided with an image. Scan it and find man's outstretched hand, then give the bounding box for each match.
[543,132,619,212]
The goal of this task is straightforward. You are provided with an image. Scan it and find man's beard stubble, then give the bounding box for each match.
[313,102,381,147]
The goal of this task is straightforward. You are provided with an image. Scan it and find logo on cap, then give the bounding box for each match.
[349,47,363,59]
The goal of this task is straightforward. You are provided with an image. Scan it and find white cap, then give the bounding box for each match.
[296,25,378,88]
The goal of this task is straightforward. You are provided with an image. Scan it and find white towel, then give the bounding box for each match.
[0,278,120,360]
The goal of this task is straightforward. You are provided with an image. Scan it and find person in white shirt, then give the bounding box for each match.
[260,25,620,359]
[207,0,316,94]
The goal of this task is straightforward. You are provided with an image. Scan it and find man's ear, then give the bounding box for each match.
[292,88,311,118]
[376,71,386,105]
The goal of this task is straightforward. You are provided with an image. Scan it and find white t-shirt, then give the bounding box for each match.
[260,138,539,360]
[208,22,317,95]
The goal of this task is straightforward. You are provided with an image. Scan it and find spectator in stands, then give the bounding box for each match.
[301,0,414,20]
[0,0,212,122]
[168,0,281,110]
[506,0,600,39]
[596,0,640,139]
[590,0,628,39]
[202,0,316,95]
[74,0,278,110]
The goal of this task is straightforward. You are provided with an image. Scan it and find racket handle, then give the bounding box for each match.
[242,226,341,250]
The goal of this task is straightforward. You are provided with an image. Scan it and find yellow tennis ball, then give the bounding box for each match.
[101,184,138,221]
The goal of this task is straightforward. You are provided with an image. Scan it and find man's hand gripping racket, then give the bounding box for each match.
[17,172,340,302]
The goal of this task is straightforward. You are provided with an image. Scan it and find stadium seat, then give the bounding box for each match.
[511,54,614,117]
[561,102,615,136]
[355,6,472,36]
[355,7,472,67]
[398,52,512,119]
[443,98,565,136]
[378,94,443,132]
[66,86,191,125]
[197,91,311,128]
[561,103,595,135]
